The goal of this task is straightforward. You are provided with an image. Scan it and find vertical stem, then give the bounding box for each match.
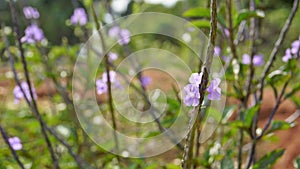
[182,0,217,168]
[8,1,60,168]
[91,5,120,155]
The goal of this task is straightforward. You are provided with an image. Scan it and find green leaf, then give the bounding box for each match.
[221,155,234,169]
[293,156,300,169]
[234,9,265,27]
[244,104,261,128]
[267,121,292,134]
[267,70,290,85]
[183,7,226,26]
[165,164,181,169]
[190,20,211,28]
[284,82,300,99]
[183,7,211,18]
[253,149,285,169]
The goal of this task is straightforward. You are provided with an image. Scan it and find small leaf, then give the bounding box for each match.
[293,156,300,169]
[234,9,265,27]
[221,155,234,169]
[267,69,290,85]
[183,7,211,18]
[267,121,292,134]
[284,82,300,99]
[253,149,285,169]
[190,20,211,28]
[244,104,261,128]
[183,7,226,26]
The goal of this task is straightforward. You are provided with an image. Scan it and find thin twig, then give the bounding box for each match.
[182,0,218,167]
[246,0,299,167]
[91,4,120,156]
[0,125,25,169]
[5,4,60,166]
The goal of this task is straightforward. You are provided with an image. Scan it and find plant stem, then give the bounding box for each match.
[0,125,25,169]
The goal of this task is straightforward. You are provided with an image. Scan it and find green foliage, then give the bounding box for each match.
[253,149,285,169]
[221,154,234,169]
[266,121,293,134]
[294,156,300,169]
[234,9,265,28]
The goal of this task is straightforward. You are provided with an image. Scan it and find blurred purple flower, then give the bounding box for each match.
[183,84,200,106]
[242,53,264,66]
[242,54,251,64]
[282,48,292,62]
[8,137,22,151]
[224,28,230,37]
[108,52,118,62]
[108,26,131,45]
[96,71,121,95]
[141,76,152,87]
[23,6,39,19]
[253,54,264,66]
[21,24,44,43]
[102,70,117,83]
[96,79,108,95]
[70,8,88,26]
[13,81,37,104]
[207,78,221,100]
[108,26,121,38]
[222,55,230,63]
[214,46,221,56]
[118,29,131,45]
[291,39,300,55]
[189,73,203,85]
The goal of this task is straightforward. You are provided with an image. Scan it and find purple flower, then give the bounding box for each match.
[96,70,121,95]
[8,137,22,151]
[242,54,251,64]
[108,26,131,45]
[21,24,44,43]
[108,52,118,62]
[183,84,200,106]
[70,8,88,26]
[108,26,121,38]
[291,39,300,55]
[214,46,221,56]
[96,79,108,95]
[141,76,152,87]
[242,53,264,66]
[13,82,37,104]
[282,48,292,62]
[102,70,117,83]
[252,54,264,66]
[207,78,221,100]
[224,28,230,37]
[189,73,203,85]
[118,29,131,45]
[23,6,39,19]
[222,55,230,63]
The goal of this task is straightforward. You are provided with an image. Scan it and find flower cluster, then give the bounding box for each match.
[23,6,40,19]
[21,24,44,43]
[13,82,37,104]
[8,137,22,151]
[282,37,300,62]
[96,71,121,95]
[70,8,88,26]
[108,26,131,45]
[242,53,264,66]
[21,6,44,44]
[183,73,222,107]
